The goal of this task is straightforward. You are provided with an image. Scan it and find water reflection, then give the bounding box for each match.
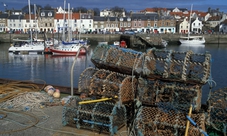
[5,48,95,87]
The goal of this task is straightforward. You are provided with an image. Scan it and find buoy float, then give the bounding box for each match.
[44,85,55,96]
[53,89,60,98]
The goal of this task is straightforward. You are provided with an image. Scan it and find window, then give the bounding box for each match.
[120,22,123,27]
[48,12,52,17]
[134,23,137,27]
[41,12,45,16]
[147,23,150,27]
[124,22,127,27]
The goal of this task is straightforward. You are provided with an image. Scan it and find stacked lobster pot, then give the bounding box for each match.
[63,44,212,135]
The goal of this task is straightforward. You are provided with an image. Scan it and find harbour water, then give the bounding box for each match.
[0,42,227,103]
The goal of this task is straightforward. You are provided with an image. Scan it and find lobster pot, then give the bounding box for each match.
[89,69,112,96]
[91,44,142,75]
[78,67,98,93]
[78,67,136,104]
[103,72,127,98]
[185,52,211,84]
[91,44,110,69]
[62,96,92,126]
[137,48,172,79]
[168,50,192,81]
[135,49,211,84]
[75,102,126,135]
[134,106,206,136]
[137,78,202,112]
[90,71,137,104]
[207,88,227,134]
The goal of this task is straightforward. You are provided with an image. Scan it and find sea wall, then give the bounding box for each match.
[0,33,227,44]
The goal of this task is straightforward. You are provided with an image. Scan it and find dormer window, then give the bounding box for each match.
[120,17,123,21]
[41,12,45,16]
[127,18,131,21]
[48,12,52,17]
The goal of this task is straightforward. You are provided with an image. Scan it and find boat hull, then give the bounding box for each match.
[49,48,86,55]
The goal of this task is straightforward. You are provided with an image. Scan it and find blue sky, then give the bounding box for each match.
[0,0,227,13]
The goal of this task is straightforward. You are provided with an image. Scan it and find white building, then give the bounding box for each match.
[191,17,203,33]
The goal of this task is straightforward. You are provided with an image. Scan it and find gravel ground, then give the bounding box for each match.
[0,105,127,136]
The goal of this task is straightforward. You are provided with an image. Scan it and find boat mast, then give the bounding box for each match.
[68,3,71,41]
[28,0,32,43]
[34,4,38,39]
[62,0,66,41]
[188,4,193,40]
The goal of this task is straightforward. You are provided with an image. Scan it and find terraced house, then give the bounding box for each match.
[0,7,226,34]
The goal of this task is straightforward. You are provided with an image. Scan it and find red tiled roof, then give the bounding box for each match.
[55,13,80,19]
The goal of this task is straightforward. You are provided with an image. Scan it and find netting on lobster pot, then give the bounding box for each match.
[141,48,172,79]
[206,88,227,135]
[103,72,127,98]
[89,69,111,96]
[78,67,98,94]
[75,102,126,135]
[62,96,92,127]
[89,71,137,105]
[134,106,206,136]
[136,78,202,112]
[168,50,193,81]
[91,44,111,69]
[186,52,211,84]
[91,44,142,75]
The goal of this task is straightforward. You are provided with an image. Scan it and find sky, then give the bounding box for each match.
[0,0,227,13]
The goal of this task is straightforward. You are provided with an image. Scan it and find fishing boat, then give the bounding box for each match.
[49,43,89,55]
[179,36,205,44]
[8,39,44,54]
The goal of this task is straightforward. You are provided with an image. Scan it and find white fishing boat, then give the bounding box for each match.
[179,4,205,45]
[8,39,44,54]
[179,36,205,44]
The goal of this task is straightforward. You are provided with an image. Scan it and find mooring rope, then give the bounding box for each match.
[0,81,42,103]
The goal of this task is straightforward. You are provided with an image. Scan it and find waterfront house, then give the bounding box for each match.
[54,12,80,33]
[220,19,227,33]
[0,13,8,32]
[104,17,120,33]
[7,14,24,33]
[131,13,146,33]
[119,16,132,32]
[24,14,39,33]
[38,9,55,32]
[93,16,106,33]
[191,17,203,33]
[158,15,176,33]
[179,17,189,34]
[79,12,93,33]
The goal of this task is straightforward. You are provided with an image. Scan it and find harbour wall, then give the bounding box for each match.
[0,33,227,44]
